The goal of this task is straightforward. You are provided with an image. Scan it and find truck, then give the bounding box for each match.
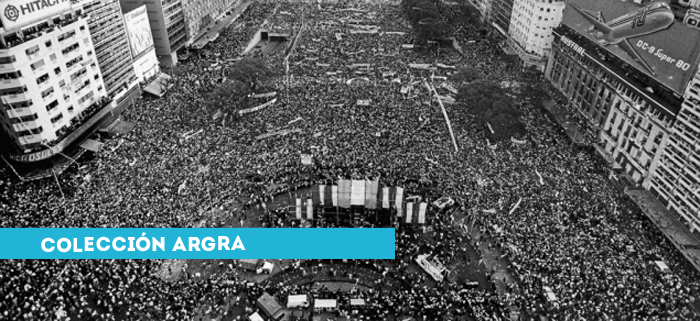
[238,259,275,274]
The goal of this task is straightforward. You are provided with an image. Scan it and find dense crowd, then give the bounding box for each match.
[1,0,699,320]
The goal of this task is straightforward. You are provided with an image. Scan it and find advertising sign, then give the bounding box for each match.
[0,0,71,31]
[563,0,700,94]
[123,5,154,59]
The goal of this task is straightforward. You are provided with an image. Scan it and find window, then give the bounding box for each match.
[36,73,49,85]
[58,80,65,87]
[25,45,40,56]
[46,100,59,112]
[67,105,74,113]
[41,87,54,98]
[30,60,45,70]
[0,71,21,80]
[45,40,52,48]
[50,113,63,124]
[11,113,38,124]
[17,126,43,137]
[54,67,61,75]
[0,56,16,64]
[80,26,85,31]
[50,54,57,61]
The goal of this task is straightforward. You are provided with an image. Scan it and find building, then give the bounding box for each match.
[122,6,160,85]
[650,70,700,234]
[78,0,138,102]
[490,0,514,38]
[181,0,239,46]
[545,0,700,231]
[0,1,111,164]
[507,0,564,70]
[119,0,187,67]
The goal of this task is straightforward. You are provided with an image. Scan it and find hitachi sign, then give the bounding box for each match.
[0,0,72,31]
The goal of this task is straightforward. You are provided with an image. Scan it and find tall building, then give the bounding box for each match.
[78,0,138,102]
[0,2,110,163]
[507,0,564,71]
[651,70,700,233]
[545,0,700,233]
[490,0,514,38]
[119,0,187,67]
[181,0,239,46]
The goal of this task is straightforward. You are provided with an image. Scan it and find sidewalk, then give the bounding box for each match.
[190,0,253,50]
[626,188,700,274]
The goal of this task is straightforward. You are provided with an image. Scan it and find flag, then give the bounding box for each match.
[365,179,379,209]
[295,198,302,219]
[509,198,522,215]
[306,199,313,220]
[418,202,427,224]
[395,187,404,217]
[351,179,365,206]
[382,187,391,209]
[406,202,414,223]
[332,185,338,207]
[339,179,352,208]
[318,185,325,206]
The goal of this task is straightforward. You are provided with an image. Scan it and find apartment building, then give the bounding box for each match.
[181,0,239,46]
[0,5,110,163]
[507,0,564,70]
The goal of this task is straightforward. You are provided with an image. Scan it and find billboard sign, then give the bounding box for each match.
[0,0,71,31]
[123,5,154,58]
[563,0,700,94]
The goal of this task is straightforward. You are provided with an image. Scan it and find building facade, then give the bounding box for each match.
[78,0,137,100]
[490,0,514,37]
[181,0,239,46]
[507,0,564,70]
[546,0,700,233]
[650,71,700,233]
[119,0,187,66]
[0,7,110,163]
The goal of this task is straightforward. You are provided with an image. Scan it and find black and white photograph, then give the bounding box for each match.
[0,0,699,320]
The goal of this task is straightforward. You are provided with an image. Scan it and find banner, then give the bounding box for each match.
[239,98,277,116]
[351,180,365,206]
[335,33,343,41]
[357,100,371,106]
[307,199,314,220]
[338,180,352,208]
[406,202,414,223]
[382,187,391,209]
[251,92,277,99]
[255,128,302,141]
[319,185,325,206]
[365,179,379,209]
[332,185,338,207]
[296,198,302,220]
[395,187,404,217]
[511,137,527,145]
[418,202,427,224]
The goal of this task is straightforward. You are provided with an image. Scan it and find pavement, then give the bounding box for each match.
[190,0,253,50]
[626,188,700,274]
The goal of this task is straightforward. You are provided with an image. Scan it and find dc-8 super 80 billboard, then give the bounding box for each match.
[562,0,700,94]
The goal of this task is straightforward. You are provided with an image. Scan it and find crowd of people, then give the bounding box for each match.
[1,0,699,320]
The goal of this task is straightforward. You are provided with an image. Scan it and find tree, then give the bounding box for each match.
[205,79,251,114]
[451,66,483,85]
[457,80,527,141]
[225,57,275,88]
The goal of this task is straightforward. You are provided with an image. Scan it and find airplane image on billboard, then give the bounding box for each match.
[563,0,700,94]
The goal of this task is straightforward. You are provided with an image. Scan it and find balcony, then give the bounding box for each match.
[0,77,21,87]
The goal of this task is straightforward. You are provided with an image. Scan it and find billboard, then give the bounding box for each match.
[123,5,154,58]
[0,0,71,31]
[563,0,700,94]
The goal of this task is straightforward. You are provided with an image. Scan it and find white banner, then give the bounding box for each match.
[239,98,277,116]
[332,185,338,207]
[382,187,390,209]
[351,180,366,206]
[307,199,314,220]
[252,92,277,99]
[296,198,302,219]
[418,202,427,224]
[406,202,413,223]
[395,187,404,217]
[319,185,325,206]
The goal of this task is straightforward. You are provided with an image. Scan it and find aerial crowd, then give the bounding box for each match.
[0,0,699,320]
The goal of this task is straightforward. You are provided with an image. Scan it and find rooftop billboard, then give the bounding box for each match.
[0,0,71,31]
[562,0,700,94]
[123,5,154,59]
